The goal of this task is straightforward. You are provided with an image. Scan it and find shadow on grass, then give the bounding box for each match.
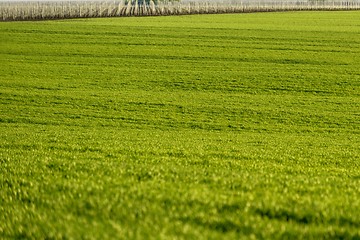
[179,216,253,234]
[253,207,360,228]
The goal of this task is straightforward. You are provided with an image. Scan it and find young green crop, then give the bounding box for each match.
[0,12,360,239]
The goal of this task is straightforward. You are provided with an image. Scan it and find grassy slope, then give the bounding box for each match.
[0,11,359,239]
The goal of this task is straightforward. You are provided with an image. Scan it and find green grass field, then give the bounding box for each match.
[1,11,360,239]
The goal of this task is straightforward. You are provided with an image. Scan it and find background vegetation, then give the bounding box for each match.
[1,0,360,21]
[1,11,360,239]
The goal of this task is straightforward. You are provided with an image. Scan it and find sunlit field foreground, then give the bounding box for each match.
[1,0,360,21]
[1,11,360,239]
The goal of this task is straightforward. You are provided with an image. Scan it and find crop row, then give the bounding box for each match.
[1,0,360,21]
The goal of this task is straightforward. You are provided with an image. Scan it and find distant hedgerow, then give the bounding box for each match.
[1,0,360,21]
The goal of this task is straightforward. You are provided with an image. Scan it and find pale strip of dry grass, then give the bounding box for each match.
[1,0,360,21]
